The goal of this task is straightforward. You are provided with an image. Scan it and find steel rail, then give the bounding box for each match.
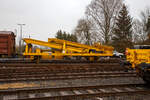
[1,84,149,100]
[0,84,145,93]
[0,71,137,82]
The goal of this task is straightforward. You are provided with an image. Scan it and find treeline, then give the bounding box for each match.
[55,0,150,53]
[55,30,77,42]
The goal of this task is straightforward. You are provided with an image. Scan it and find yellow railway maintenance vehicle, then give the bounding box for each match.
[125,45,150,83]
[23,38,114,62]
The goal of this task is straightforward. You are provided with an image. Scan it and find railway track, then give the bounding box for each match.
[0,63,125,72]
[0,58,121,64]
[0,59,147,100]
[0,62,132,82]
[0,83,149,100]
[0,71,137,82]
[0,62,131,82]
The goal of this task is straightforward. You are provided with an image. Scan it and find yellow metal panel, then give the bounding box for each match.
[24,38,88,53]
[48,38,93,49]
[48,38,114,52]
[126,48,150,68]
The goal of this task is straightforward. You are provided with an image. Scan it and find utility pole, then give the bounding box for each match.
[18,24,25,55]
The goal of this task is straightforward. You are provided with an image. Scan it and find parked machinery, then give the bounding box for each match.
[125,45,150,83]
[23,38,114,62]
[0,31,16,57]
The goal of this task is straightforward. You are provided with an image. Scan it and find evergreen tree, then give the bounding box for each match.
[62,31,67,40]
[55,30,63,39]
[112,4,133,53]
[70,34,77,42]
[55,30,77,42]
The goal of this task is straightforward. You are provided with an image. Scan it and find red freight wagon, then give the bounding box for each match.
[0,31,16,57]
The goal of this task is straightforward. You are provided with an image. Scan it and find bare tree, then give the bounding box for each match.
[132,19,147,43]
[141,8,150,30]
[86,0,123,44]
[131,8,150,44]
[74,18,97,45]
[140,8,150,36]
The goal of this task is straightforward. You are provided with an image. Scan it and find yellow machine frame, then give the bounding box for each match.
[126,46,150,83]
[126,48,150,69]
[23,38,114,61]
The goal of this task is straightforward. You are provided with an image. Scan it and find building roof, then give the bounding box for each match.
[0,31,15,35]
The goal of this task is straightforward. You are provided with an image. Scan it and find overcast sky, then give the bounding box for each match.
[0,0,150,43]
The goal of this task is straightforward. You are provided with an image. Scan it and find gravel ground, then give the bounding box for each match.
[0,76,149,100]
[0,76,143,89]
[35,77,145,88]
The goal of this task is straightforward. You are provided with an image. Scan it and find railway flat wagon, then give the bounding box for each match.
[0,31,16,57]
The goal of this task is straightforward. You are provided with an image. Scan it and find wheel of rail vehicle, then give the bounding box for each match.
[75,56,81,60]
[34,56,41,63]
[142,70,150,84]
[139,63,150,84]
[120,60,132,72]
